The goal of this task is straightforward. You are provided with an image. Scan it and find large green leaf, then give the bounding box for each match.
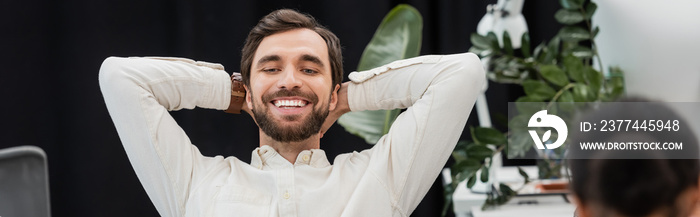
[592,26,600,38]
[480,166,490,183]
[555,9,584,25]
[539,64,569,87]
[337,4,423,144]
[547,37,561,61]
[584,66,603,98]
[502,31,514,56]
[572,83,594,102]
[356,5,422,71]
[471,127,506,146]
[486,32,501,53]
[467,173,478,188]
[569,46,594,58]
[584,2,598,19]
[452,159,481,183]
[560,0,582,10]
[452,141,474,161]
[466,144,493,162]
[563,54,585,82]
[558,26,590,42]
[471,33,491,49]
[521,33,531,58]
[522,80,556,101]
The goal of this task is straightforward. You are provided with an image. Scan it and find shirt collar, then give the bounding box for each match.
[250,145,331,170]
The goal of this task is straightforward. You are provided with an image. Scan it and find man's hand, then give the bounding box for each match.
[320,82,350,138]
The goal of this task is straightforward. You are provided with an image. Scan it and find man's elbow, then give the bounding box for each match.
[448,52,486,92]
[99,56,141,97]
[98,57,131,88]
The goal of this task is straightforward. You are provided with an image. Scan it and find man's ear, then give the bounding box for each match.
[329,84,340,111]
[244,84,253,111]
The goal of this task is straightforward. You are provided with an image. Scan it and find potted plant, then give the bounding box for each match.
[444,0,625,214]
[334,1,626,215]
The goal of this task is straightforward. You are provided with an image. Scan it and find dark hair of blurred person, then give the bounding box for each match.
[568,98,700,217]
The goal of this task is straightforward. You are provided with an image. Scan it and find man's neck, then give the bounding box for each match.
[259,130,321,163]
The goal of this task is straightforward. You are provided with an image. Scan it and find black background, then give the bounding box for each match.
[0,0,561,216]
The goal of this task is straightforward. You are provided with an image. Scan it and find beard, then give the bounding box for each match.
[250,89,330,143]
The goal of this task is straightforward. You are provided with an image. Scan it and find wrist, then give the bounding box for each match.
[225,72,246,114]
[334,82,351,114]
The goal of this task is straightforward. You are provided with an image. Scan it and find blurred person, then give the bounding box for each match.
[568,99,700,217]
[99,8,484,216]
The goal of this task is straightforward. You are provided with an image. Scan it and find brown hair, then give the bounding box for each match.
[240,9,343,89]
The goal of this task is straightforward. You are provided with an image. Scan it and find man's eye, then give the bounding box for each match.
[302,69,317,74]
[262,68,279,73]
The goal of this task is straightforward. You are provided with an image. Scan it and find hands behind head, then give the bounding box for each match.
[320,82,350,138]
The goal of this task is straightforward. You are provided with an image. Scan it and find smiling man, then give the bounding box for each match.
[243,26,342,162]
[100,9,484,217]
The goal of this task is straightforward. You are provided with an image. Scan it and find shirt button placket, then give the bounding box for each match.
[278,167,297,216]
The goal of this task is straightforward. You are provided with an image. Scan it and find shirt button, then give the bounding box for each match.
[302,155,310,162]
[283,191,290,199]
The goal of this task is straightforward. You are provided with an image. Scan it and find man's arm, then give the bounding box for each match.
[99,57,232,216]
[346,53,484,213]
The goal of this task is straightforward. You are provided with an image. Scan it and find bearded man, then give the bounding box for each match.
[100,8,484,217]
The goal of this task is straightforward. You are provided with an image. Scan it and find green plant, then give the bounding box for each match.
[443,0,625,215]
[337,4,422,144]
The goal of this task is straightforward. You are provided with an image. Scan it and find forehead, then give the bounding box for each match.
[253,28,329,65]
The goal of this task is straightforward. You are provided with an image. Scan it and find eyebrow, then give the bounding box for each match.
[300,54,324,67]
[256,54,325,67]
[257,55,281,66]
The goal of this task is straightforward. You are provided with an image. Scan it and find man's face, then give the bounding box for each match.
[245,28,338,142]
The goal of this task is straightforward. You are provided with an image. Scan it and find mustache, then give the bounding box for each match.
[261,89,319,104]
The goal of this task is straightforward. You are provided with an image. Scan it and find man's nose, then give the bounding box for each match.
[277,68,302,89]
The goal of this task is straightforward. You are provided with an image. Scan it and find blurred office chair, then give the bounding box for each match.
[0,145,51,217]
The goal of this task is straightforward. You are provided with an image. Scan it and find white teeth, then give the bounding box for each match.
[274,100,307,107]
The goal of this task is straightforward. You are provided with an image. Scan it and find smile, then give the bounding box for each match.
[272,99,308,108]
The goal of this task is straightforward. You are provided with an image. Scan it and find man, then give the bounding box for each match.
[100,9,483,216]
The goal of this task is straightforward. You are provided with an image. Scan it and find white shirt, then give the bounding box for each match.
[99,53,484,217]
